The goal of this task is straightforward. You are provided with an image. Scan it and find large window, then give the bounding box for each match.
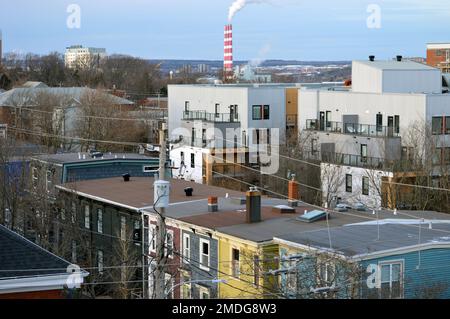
[376,114,383,132]
[380,261,403,299]
[263,105,270,120]
[199,239,210,271]
[232,248,240,278]
[432,117,443,135]
[362,176,370,196]
[346,174,353,193]
[394,115,400,134]
[84,205,90,229]
[326,111,332,128]
[97,208,103,233]
[252,105,262,120]
[183,233,190,264]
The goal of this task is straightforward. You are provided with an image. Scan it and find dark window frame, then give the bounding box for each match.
[362,176,370,196]
[346,174,353,193]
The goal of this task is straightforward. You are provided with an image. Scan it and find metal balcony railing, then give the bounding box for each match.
[182,110,240,123]
[306,120,400,138]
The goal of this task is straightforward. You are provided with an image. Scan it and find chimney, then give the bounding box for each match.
[223,24,233,81]
[246,187,261,223]
[288,175,299,207]
[122,173,131,182]
[208,196,218,212]
[396,55,403,62]
[369,55,375,62]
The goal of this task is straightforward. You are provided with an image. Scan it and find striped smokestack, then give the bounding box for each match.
[223,24,233,81]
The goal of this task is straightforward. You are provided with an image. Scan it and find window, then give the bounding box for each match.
[362,176,370,196]
[432,117,443,135]
[165,273,174,299]
[199,286,210,299]
[232,248,240,278]
[346,174,353,193]
[184,101,190,112]
[263,105,270,120]
[165,229,174,259]
[120,216,126,241]
[32,167,38,189]
[326,111,332,128]
[98,250,104,274]
[143,166,159,173]
[234,105,239,120]
[252,105,262,120]
[318,262,335,286]
[46,170,52,192]
[394,115,400,134]
[376,114,383,132]
[71,202,76,223]
[191,128,195,145]
[84,205,90,229]
[199,239,210,271]
[380,261,403,299]
[361,144,368,162]
[180,152,185,165]
[149,224,156,253]
[71,241,77,263]
[182,275,192,299]
[190,153,195,169]
[183,233,191,264]
[311,139,318,155]
[215,103,220,118]
[443,148,450,165]
[97,209,103,233]
[446,116,450,134]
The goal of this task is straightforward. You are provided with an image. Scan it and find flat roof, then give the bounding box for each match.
[57,177,244,211]
[33,153,158,165]
[275,222,450,258]
[355,60,438,71]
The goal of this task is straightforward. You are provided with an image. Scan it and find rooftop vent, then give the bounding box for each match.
[396,55,403,62]
[246,187,261,223]
[296,210,328,223]
[184,187,194,197]
[122,173,131,182]
[369,55,375,62]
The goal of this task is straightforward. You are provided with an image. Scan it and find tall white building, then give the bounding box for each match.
[64,45,107,69]
[298,57,450,209]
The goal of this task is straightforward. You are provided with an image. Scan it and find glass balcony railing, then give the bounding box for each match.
[182,110,240,123]
[306,120,400,138]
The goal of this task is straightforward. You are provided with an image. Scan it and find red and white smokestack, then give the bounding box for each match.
[223,24,233,81]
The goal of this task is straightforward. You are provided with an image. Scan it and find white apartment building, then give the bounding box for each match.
[298,57,450,209]
[64,45,107,69]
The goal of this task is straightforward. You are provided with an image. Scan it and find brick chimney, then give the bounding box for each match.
[246,187,261,223]
[208,196,218,212]
[288,175,299,207]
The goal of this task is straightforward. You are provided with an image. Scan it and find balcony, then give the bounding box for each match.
[182,110,240,123]
[306,120,400,138]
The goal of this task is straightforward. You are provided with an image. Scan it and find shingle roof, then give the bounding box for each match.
[0,225,74,279]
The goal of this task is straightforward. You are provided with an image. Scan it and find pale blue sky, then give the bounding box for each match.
[1,0,449,61]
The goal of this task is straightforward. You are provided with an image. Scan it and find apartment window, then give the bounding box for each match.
[443,148,450,165]
[318,262,335,286]
[394,115,400,134]
[165,273,174,299]
[165,230,174,259]
[432,117,443,135]
[326,111,332,128]
[84,205,90,229]
[98,250,104,275]
[46,170,52,192]
[263,105,270,120]
[190,153,195,169]
[380,261,403,299]
[234,105,239,120]
[184,101,190,112]
[200,239,210,271]
[361,144,368,162]
[182,275,192,299]
[71,241,77,263]
[376,114,383,132]
[149,224,156,253]
[362,176,370,196]
[32,167,38,189]
[183,233,191,264]
[231,248,240,278]
[191,128,195,146]
[199,286,210,299]
[446,116,450,134]
[252,105,262,120]
[120,216,126,241]
[215,104,220,118]
[346,174,353,193]
[97,209,103,234]
[180,151,185,165]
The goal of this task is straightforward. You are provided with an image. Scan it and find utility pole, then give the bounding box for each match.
[154,123,168,299]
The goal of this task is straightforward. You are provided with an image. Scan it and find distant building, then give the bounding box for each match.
[427,43,450,73]
[0,224,88,299]
[64,45,107,69]
[234,65,272,83]
[196,64,210,74]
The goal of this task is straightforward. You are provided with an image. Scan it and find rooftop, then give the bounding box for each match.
[33,152,157,165]
[275,221,450,258]
[354,60,438,71]
[0,224,80,279]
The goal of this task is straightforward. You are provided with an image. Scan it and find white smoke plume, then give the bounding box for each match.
[228,0,270,22]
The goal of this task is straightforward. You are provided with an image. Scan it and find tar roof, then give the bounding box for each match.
[275,222,450,258]
[57,177,245,211]
[33,152,157,164]
[0,224,73,279]
[355,60,437,71]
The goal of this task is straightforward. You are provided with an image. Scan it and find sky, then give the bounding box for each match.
[1,0,449,61]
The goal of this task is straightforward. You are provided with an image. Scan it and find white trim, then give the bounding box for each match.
[199,238,211,271]
[0,273,88,294]
[183,233,191,264]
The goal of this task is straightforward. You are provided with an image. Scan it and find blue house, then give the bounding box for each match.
[274,219,450,299]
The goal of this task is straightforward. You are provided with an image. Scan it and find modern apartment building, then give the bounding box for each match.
[427,43,450,73]
[298,57,450,209]
[64,45,107,69]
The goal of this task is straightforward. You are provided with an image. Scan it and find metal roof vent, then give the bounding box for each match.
[297,210,328,223]
[369,55,375,62]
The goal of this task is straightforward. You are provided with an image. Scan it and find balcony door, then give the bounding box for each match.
[319,112,325,131]
[387,116,394,137]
